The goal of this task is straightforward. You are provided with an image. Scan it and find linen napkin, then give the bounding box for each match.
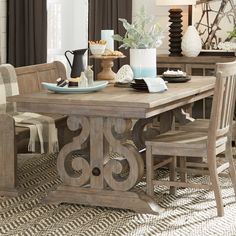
[13,112,59,154]
[143,77,168,93]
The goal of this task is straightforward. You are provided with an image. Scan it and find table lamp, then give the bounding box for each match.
[156,0,196,56]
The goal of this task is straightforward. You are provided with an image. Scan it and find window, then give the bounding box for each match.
[47,0,63,63]
[47,0,88,73]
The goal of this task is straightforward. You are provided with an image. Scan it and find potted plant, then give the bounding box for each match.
[113,6,164,78]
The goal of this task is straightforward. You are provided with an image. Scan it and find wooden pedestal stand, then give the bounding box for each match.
[90,55,125,83]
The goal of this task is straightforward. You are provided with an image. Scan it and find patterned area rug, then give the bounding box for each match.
[1,153,236,236]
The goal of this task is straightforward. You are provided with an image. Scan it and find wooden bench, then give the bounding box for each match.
[0,61,77,196]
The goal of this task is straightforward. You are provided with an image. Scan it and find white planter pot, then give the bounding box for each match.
[181,26,202,57]
[130,48,157,78]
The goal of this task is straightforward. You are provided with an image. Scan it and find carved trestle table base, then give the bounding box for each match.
[46,115,164,214]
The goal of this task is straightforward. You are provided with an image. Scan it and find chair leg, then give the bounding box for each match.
[179,156,187,182]
[208,158,224,217]
[169,156,176,194]
[225,139,236,199]
[146,145,154,196]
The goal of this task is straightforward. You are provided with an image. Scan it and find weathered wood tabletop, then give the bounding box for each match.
[10,76,215,118]
[8,76,215,214]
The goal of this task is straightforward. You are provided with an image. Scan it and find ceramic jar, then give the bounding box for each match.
[130,48,157,78]
[181,26,202,57]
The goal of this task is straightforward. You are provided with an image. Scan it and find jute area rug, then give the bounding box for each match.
[1,153,236,236]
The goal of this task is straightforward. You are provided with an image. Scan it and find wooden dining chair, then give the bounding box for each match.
[145,60,236,217]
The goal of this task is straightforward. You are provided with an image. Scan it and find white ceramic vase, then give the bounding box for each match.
[181,26,202,57]
[130,48,157,78]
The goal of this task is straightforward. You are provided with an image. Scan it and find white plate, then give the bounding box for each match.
[42,81,108,93]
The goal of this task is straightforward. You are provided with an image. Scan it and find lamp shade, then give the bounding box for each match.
[156,0,196,6]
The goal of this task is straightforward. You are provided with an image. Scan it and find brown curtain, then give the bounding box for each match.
[88,0,132,76]
[7,0,47,67]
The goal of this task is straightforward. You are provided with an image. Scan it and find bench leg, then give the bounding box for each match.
[0,114,18,196]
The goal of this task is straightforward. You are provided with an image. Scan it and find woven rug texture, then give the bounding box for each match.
[1,153,236,236]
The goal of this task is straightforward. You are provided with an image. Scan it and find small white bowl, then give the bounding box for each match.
[89,44,106,55]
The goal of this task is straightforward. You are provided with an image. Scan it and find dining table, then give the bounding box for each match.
[8,76,215,214]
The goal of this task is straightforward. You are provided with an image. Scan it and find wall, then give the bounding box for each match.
[132,0,189,54]
[0,0,6,63]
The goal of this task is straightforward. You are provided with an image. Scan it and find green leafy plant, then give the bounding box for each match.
[112,6,164,49]
[229,27,236,38]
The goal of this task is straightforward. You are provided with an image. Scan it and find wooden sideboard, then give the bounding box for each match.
[157,54,236,76]
[157,54,236,118]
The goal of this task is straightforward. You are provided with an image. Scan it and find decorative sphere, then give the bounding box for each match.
[116,65,134,83]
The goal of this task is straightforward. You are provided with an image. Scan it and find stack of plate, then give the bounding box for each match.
[130,79,148,91]
[161,74,191,83]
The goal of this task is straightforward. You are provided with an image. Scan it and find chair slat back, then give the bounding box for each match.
[221,76,236,128]
[208,61,236,143]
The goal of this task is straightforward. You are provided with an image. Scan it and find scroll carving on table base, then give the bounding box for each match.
[103,118,144,191]
[45,116,164,214]
[57,116,90,187]
[132,116,160,151]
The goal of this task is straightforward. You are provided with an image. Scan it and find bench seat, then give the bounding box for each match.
[0,61,78,196]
